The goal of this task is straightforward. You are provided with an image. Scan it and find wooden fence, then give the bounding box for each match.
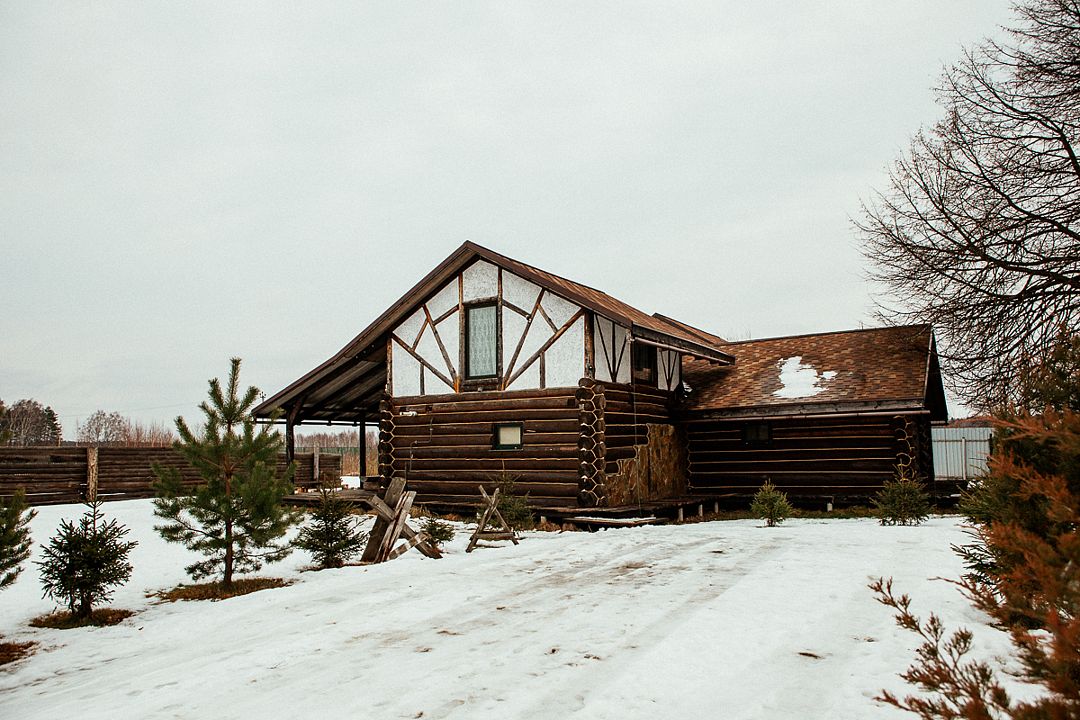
[0,447,340,506]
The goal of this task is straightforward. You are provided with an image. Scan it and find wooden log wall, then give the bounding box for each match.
[596,382,684,505]
[683,413,934,498]
[0,447,334,506]
[0,447,87,506]
[599,383,675,473]
[386,387,582,509]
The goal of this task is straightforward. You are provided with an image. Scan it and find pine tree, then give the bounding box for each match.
[1,490,36,590]
[153,358,299,589]
[294,487,367,569]
[751,480,793,527]
[37,501,136,619]
[873,470,931,526]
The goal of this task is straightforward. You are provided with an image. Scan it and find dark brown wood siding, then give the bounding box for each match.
[682,413,935,498]
[0,448,332,505]
[385,387,582,509]
[600,382,676,475]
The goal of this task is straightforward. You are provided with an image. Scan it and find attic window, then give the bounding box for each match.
[493,423,523,450]
[465,302,498,379]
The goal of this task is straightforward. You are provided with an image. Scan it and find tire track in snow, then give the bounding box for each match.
[516,532,788,718]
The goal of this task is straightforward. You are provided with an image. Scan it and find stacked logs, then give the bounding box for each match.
[387,387,581,509]
[1,448,334,506]
[683,413,926,497]
[576,378,607,507]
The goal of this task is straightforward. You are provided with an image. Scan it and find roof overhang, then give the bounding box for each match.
[684,399,930,421]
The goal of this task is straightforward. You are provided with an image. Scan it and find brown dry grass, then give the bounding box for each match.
[151,577,292,603]
[0,640,36,666]
[30,608,135,629]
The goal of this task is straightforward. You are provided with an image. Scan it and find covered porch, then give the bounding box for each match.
[253,340,387,471]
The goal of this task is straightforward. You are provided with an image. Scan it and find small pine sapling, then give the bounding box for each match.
[873,469,931,526]
[294,487,367,569]
[154,358,299,589]
[421,516,455,550]
[751,480,792,527]
[1,490,36,590]
[37,501,136,619]
[492,473,534,531]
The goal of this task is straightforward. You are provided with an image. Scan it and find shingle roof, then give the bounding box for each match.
[682,325,936,413]
[474,245,733,361]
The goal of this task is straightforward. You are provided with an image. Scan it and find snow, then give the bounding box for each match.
[774,356,837,398]
[339,474,363,488]
[0,501,1024,719]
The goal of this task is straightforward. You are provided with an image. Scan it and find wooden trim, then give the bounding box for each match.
[505,289,544,385]
[432,305,458,325]
[423,305,457,382]
[537,302,557,332]
[392,336,454,389]
[584,312,595,379]
[505,309,586,387]
[503,300,530,317]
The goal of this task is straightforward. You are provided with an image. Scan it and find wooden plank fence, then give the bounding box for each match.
[0,447,340,506]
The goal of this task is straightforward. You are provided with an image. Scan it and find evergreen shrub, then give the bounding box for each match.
[751,480,792,527]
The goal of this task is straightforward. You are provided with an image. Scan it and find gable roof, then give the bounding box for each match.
[254,241,733,424]
[681,324,947,420]
[465,244,734,361]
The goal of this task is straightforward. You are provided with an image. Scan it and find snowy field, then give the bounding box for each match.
[0,501,1018,720]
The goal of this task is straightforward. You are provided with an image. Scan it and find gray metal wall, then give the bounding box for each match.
[932,426,992,482]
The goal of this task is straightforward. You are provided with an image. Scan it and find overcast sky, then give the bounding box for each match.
[1,2,1013,434]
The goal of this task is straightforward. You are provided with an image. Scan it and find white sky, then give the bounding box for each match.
[0,2,1012,433]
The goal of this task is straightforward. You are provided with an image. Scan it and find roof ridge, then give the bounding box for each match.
[719,323,931,346]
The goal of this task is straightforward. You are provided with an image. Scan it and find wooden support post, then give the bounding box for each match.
[313,446,321,486]
[677,506,684,523]
[359,423,369,478]
[713,501,719,514]
[698,503,704,518]
[285,400,302,464]
[86,447,98,502]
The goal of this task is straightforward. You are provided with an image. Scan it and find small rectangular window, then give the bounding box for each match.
[632,343,656,383]
[465,303,498,379]
[742,422,771,447]
[493,422,523,450]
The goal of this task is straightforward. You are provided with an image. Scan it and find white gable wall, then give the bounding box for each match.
[388,260,589,397]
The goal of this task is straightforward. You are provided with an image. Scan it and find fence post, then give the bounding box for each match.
[961,437,968,484]
[86,447,98,502]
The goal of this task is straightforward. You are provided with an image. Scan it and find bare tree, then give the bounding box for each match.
[1,399,62,446]
[121,420,175,447]
[857,0,1080,409]
[76,411,130,445]
[0,401,10,445]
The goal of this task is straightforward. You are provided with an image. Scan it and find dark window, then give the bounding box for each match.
[742,422,771,447]
[631,343,656,383]
[465,303,498,379]
[493,422,523,450]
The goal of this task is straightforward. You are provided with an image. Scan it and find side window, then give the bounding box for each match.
[465,302,498,379]
[742,422,771,448]
[493,422,523,450]
[631,343,656,384]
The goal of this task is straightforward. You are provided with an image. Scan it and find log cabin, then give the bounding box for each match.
[254,242,947,511]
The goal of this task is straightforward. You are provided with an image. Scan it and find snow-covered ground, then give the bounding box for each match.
[1,501,1019,719]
